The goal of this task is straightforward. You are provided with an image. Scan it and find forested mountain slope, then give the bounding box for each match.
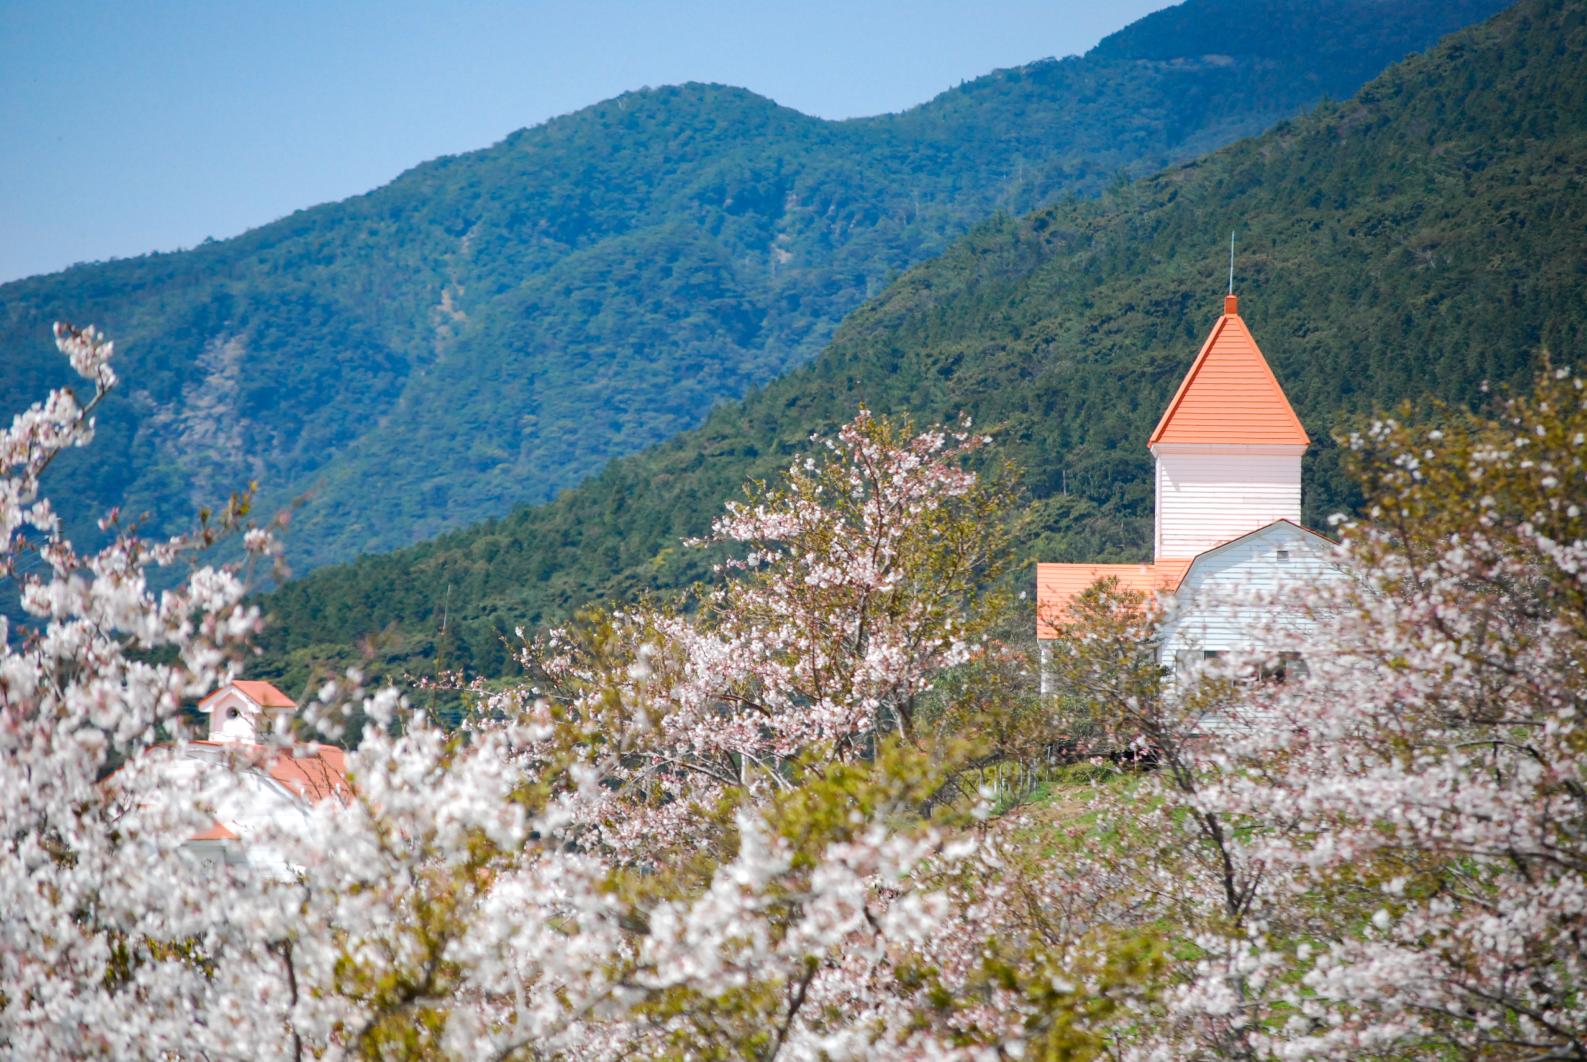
[259,0,1586,682]
[0,0,1505,570]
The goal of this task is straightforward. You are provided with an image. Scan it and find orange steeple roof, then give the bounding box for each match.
[1148,295,1309,448]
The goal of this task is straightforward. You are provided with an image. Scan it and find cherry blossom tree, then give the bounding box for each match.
[1043,366,1587,1060]
[504,410,1017,866]
[1192,368,1587,1059]
[0,324,273,1054]
[3,349,1105,1059]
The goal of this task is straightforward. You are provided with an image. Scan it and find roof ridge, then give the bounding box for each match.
[199,678,297,710]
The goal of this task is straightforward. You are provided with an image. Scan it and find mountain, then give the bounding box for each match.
[256,0,1586,684]
[0,0,1508,572]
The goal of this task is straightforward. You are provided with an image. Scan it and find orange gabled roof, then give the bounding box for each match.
[200,679,296,710]
[1035,559,1192,639]
[183,740,352,804]
[190,821,239,842]
[269,746,351,804]
[1148,295,1309,448]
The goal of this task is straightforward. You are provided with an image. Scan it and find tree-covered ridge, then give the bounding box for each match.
[257,0,1586,684]
[0,0,1507,569]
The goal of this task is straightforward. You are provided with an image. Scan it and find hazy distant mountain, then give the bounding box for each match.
[257,0,1583,682]
[0,0,1508,572]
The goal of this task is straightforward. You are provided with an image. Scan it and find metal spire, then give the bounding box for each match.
[1228,231,1235,295]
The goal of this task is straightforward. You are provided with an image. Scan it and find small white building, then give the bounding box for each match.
[1036,293,1351,690]
[119,680,350,872]
[198,679,298,742]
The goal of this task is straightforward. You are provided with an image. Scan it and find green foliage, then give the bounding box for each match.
[603,742,970,1058]
[0,0,1505,583]
[258,0,1585,688]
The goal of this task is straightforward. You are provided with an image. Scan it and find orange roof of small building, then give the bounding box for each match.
[1035,559,1192,639]
[268,745,350,803]
[199,679,296,710]
[1148,294,1309,448]
[190,821,239,842]
[183,740,352,805]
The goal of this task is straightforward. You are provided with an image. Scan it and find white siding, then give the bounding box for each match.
[205,689,260,742]
[1156,522,1348,677]
[1035,525,1353,711]
[1153,445,1303,560]
[161,749,319,877]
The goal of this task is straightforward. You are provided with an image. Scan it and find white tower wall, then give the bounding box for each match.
[1153,443,1304,560]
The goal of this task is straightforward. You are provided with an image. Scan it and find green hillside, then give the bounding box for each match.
[257,0,1587,684]
[0,0,1505,571]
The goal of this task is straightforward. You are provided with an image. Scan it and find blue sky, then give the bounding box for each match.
[0,1,1170,283]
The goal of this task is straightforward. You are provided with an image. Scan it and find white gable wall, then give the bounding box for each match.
[1157,522,1348,678]
[164,747,318,875]
[1153,444,1304,561]
[203,687,292,742]
[205,688,259,742]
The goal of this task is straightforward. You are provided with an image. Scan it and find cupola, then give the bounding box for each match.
[198,679,297,743]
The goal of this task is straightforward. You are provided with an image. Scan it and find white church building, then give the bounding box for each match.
[1036,293,1349,690]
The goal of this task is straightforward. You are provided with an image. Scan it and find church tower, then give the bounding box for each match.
[1148,294,1309,561]
[1036,290,1343,687]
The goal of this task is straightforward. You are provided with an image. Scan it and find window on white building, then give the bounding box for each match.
[1259,651,1308,684]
